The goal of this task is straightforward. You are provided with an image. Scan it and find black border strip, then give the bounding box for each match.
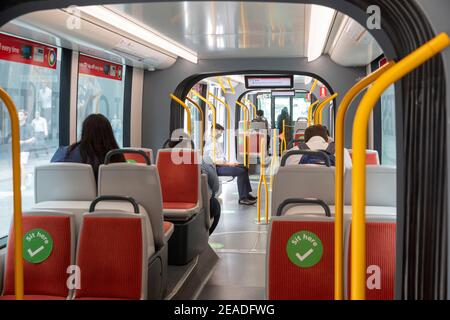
[123,65,133,147]
[59,47,72,146]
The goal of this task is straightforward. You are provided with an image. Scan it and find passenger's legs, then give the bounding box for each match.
[216,165,253,200]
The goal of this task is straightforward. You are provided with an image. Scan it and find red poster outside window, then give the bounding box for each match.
[320,86,328,97]
[306,92,311,101]
[0,33,57,69]
[78,54,123,81]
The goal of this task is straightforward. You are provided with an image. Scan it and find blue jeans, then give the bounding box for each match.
[216,165,252,200]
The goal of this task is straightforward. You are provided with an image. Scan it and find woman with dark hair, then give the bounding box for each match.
[51,114,125,178]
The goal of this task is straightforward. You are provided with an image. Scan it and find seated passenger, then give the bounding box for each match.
[284,124,352,167]
[204,124,257,205]
[51,114,125,179]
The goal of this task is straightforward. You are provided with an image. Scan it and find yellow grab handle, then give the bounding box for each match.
[185,96,204,154]
[351,33,449,300]
[333,61,395,300]
[208,93,232,162]
[236,101,249,167]
[191,89,217,162]
[307,100,320,127]
[170,94,192,136]
[0,87,24,300]
[314,93,338,125]
[257,137,269,223]
[243,98,257,119]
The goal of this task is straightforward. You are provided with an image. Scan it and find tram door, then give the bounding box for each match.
[272,96,292,143]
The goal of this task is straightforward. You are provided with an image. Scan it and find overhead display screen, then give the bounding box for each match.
[245,75,294,89]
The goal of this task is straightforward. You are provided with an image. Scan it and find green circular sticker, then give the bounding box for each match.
[286,231,323,268]
[23,229,53,264]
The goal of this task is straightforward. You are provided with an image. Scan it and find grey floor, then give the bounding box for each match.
[197,175,269,300]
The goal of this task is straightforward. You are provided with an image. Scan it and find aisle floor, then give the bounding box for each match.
[197,176,269,300]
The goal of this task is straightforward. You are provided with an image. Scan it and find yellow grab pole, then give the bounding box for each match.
[314,93,338,125]
[307,100,320,127]
[186,96,204,154]
[309,79,318,94]
[170,94,192,136]
[191,89,217,162]
[0,87,24,300]
[269,129,278,189]
[217,77,228,94]
[351,33,449,300]
[280,119,287,154]
[333,61,395,300]
[226,77,235,94]
[236,101,249,167]
[208,93,231,162]
[257,137,269,224]
[243,98,257,119]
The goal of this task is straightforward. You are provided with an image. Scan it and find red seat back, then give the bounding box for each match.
[3,214,73,297]
[268,219,334,300]
[349,149,380,165]
[348,221,396,300]
[75,214,144,299]
[156,150,199,205]
[124,151,152,164]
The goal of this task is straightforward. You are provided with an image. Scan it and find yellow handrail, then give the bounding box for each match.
[236,101,249,167]
[0,87,24,300]
[226,77,235,94]
[307,100,321,127]
[208,93,231,162]
[186,96,204,154]
[217,77,228,94]
[309,79,318,95]
[170,94,192,136]
[257,137,269,224]
[314,93,338,125]
[269,128,278,189]
[333,61,395,300]
[351,33,449,300]
[243,98,257,119]
[279,119,287,154]
[190,89,217,162]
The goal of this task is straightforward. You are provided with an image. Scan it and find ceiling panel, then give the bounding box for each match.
[106,1,306,59]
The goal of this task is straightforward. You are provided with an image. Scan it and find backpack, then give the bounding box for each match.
[297,142,336,166]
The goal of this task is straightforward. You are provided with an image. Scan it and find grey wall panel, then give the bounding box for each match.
[142,55,365,150]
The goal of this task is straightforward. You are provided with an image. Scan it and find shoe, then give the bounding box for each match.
[239,198,257,205]
[247,194,257,201]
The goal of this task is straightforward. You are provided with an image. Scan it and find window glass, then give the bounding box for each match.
[0,33,61,238]
[381,84,396,165]
[77,54,125,146]
[292,92,308,122]
[256,93,271,126]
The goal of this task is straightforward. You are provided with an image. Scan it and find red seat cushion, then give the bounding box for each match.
[157,151,199,206]
[4,215,72,298]
[163,202,197,210]
[268,220,334,300]
[348,221,396,300]
[163,221,174,234]
[75,216,143,300]
[0,295,66,300]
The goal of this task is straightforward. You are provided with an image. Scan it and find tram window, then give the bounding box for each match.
[256,93,272,126]
[0,34,61,238]
[381,84,396,166]
[292,93,309,122]
[76,54,125,146]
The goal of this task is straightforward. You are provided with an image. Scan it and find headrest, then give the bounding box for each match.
[34,163,97,203]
